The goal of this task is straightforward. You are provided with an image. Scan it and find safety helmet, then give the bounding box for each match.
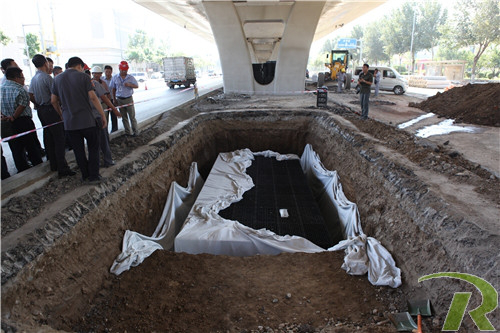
[83,63,91,71]
[341,68,345,72]
[118,61,129,71]
[91,66,103,73]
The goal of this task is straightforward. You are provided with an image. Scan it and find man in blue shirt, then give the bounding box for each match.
[101,65,118,133]
[29,54,74,178]
[109,61,139,136]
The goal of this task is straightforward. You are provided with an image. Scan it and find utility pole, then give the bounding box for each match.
[22,24,40,78]
[36,2,46,55]
[359,39,363,64]
[409,10,416,75]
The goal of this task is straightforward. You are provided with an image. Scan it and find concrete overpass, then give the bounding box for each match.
[133,0,386,94]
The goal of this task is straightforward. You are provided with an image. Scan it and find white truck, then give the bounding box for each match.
[162,56,196,89]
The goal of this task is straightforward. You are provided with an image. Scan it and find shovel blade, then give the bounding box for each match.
[388,312,418,331]
[407,299,432,316]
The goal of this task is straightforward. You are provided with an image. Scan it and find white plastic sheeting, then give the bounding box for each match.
[110,163,204,275]
[110,145,401,288]
[300,144,401,288]
[174,149,325,255]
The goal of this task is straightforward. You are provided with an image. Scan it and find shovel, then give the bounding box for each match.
[388,312,418,331]
[407,299,432,333]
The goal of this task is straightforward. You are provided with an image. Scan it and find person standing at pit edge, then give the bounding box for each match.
[374,68,381,97]
[29,54,75,178]
[109,61,139,136]
[51,56,107,184]
[101,65,118,132]
[90,66,121,167]
[358,63,373,120]
[1,67,43,172]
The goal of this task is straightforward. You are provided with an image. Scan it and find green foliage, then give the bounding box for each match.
[320,38,340,53]
[453,0,500,48]
[484,45,500,77]
[436,47,473,63]
[24,33,40,58]
[418,2,447,58]
[450,0,500,79]
[126,29,169,66]
[364,22,389,65]
[381,3,414,57]
[0,30,11,46]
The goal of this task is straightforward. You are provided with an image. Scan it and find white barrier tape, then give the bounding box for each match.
[1,86,203,143]
[2,84,310,143]
[1,120,64,143]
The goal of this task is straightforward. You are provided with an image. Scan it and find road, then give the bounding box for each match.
[1,76,223,176]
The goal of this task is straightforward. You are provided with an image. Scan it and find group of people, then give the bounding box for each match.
[1,55,140,185]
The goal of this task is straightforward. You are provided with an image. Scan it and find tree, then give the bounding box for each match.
[320,38,339,53]
[450,0,500,81]
[418,2,447,60]
[350,25,364,66]
[364,22,389,65]
[0,30,11,46]
[24,33,40,58]
[126,29,157,69]
[381,2,447,73]
[484,45,500,78]
[380,5,411,67]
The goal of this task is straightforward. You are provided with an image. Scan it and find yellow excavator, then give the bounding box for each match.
[318,50,352,89]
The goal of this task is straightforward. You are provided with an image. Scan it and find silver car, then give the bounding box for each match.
[353,66,408,95]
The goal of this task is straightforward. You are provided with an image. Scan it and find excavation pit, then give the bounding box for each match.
[1,102,498,332]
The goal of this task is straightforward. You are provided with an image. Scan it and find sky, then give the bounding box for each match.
[0,0,219,75]
[0,0,216,52]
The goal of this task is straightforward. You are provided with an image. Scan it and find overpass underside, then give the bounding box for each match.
[133,0,386,94]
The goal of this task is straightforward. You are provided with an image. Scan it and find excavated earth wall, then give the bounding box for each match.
[1,107,498,331]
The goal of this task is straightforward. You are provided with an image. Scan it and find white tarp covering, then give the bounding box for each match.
[174,149,325,255]
[110,163,204,275]
[300,144,401,288]
[110,145,401,288]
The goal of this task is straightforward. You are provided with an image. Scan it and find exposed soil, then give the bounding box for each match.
[1,86,499,333]
[409,83,500,127]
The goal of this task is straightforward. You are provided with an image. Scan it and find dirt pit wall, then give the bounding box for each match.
[1,109,497,331]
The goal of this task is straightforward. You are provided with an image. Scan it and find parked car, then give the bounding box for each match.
[352,66,408,95]
[129,72,148,82]
[150,72,163,80]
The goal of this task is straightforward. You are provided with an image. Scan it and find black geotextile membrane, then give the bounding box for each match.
[218,156,333,249]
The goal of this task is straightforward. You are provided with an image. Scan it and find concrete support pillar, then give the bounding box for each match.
[202,1,326,95]
[202,1,254,94]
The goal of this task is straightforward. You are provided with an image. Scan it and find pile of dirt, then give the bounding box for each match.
[410,83,500,127]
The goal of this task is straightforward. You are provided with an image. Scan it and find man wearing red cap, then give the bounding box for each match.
[109,61,139,136]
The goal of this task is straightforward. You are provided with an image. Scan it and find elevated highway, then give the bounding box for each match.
[133,0,386,94]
